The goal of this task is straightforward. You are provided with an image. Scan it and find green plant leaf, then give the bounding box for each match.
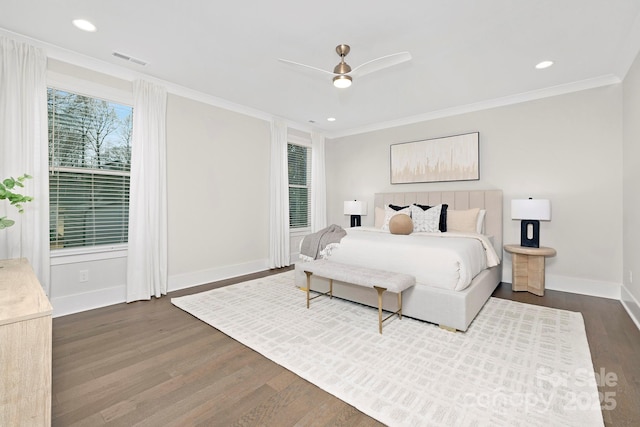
[0,174,33,225]
[3,178,15,189]
[0,217,15,229]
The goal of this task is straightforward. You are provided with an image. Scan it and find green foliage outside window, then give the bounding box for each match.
[288,143,310,229]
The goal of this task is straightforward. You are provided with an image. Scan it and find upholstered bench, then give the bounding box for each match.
[302,259,416,334]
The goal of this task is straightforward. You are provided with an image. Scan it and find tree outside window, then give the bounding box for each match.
[287,143,311,229]
[48,88,133,249]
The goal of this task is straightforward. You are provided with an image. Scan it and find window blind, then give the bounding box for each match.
[287,143,311,229]
[48,88,133,250]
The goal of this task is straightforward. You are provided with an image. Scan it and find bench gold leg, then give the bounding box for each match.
[304,271,312,309]
[304,272,334,309]
[374,286,386,334]
[372,287,404,334]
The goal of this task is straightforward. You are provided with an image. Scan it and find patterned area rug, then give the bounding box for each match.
[172,271,603,427]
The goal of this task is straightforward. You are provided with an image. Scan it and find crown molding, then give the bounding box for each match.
[2,28,321,135]
[326,74,622,139]
[0,28,278,124]
[0,28,623,141]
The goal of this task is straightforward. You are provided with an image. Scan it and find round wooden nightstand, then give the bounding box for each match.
[504,244,556,296]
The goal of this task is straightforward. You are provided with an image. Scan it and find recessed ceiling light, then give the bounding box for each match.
[72,19,97,32]
[535,60,554,69]
[327,117,336,122]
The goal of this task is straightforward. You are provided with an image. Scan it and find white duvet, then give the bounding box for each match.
[321,227,501,291]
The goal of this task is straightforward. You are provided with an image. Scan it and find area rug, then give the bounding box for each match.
[171,271,604,427]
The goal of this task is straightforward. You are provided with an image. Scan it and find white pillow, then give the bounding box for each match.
[381,205,411,231]
[410,204,442,233]
[476,209,486,234]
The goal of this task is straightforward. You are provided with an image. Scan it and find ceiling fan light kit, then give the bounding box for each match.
[333,74,352,88]
[332,44,352,88]
[279,44,411,89]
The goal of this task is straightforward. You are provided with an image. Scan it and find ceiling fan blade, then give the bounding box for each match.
[349,52,412,78]
[278,58,335,76]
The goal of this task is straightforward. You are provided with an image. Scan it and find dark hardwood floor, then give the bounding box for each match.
[52,270,640,426]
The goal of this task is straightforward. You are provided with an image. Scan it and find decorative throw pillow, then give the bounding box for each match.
[381,205,411,231]
[389,204,410,211]
[410,204,442,233]
[389,213,413,235]
[414,203,448,231]
[447,208,480,233]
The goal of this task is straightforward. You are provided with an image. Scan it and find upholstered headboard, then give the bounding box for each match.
[374,190,503,255]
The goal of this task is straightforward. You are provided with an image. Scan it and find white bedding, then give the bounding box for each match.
[319,227,500,291]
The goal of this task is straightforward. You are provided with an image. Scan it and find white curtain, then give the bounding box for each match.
[0,37,50,294]
[310,131,327,232]
[268,119,290,268]
[126,80,168,302]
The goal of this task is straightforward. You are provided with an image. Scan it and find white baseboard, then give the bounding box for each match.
[621,285,640,331]
[544,274,621,299]
[51,258,270,318]
[502,269,621,299]
[51,285,126,318]
[168,258,270,292]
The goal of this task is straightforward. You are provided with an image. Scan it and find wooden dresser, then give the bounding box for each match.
[0,258,52,426]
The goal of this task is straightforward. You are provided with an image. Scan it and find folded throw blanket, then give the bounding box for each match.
[300,224,347,260]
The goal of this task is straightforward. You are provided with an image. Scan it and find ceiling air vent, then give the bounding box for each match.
[112,51,147,66]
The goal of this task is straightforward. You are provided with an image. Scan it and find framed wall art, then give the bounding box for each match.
[390,132,479,184]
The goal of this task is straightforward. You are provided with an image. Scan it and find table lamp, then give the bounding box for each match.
[344,200,367,227]
[511,198,551,248]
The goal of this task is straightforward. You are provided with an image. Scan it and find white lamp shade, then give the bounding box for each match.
[511,199,551,221]
[344,200,367,215]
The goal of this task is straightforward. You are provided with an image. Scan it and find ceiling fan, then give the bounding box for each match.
[279,44,411,88]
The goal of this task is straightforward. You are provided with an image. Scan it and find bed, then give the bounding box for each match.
[294,189,503,331]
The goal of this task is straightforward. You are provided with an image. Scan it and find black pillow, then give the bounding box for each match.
[413,203,448,232]
[389,204,410,211]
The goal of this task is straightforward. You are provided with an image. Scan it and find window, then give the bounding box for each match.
[47,88,133,250]
[287,143,311,229]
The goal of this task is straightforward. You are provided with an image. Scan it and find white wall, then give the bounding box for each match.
[623,50,640,327]
[47,60,272,316]
[166,94,271,289]
[326,85,623,299]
